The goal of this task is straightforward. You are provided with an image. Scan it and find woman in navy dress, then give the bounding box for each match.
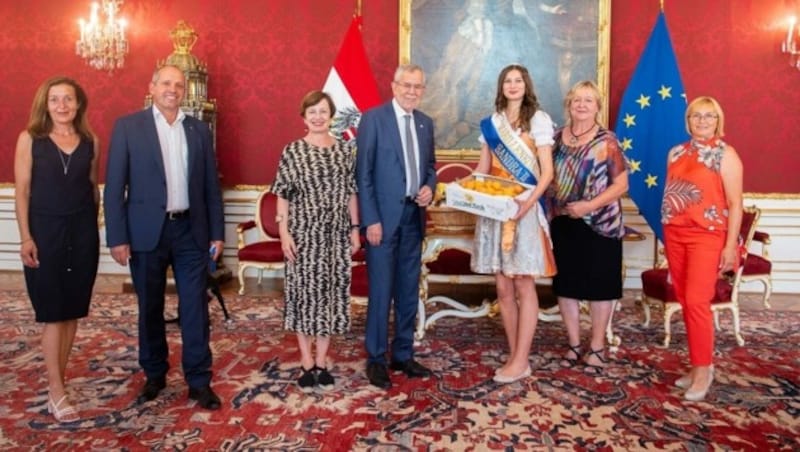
[14,76,99,422]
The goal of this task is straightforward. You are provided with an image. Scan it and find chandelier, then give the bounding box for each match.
[782,16,799,70]
[76,0,129,71]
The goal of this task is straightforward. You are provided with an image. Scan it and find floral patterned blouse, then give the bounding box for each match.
[661,137,729,231]
[547,126,628,239]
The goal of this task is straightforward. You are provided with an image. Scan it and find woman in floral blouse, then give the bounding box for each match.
[661,96,743,401]
[546,81,628,372]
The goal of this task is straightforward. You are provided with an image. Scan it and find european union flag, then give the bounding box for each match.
[615,11,688,243]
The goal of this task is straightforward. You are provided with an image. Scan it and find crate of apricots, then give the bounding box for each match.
[444,173,532,221]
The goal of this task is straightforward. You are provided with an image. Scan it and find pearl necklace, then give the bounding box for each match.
[569,123,596,144]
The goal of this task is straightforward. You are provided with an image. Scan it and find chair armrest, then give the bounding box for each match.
[751,230,771,257]
[237,220,258,250]
[237,220,257,233]
[753,231,770,244]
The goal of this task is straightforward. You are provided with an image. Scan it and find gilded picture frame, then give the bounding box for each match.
[399,0,611,161]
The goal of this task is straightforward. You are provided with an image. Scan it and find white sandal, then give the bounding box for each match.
[48,394,79,423]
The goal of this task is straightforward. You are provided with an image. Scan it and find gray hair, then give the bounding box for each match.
[151,64,185,84]
[393,64,426,84]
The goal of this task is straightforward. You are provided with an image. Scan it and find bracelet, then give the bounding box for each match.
[21,238,33,244]
[350,224,360,230]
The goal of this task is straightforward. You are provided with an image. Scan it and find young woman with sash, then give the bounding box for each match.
[471,64,556,384]
[546,81,629,371]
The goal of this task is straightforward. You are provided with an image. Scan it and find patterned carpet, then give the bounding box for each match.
[0,290,798,451]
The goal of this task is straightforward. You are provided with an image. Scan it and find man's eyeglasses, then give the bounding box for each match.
[689,113,718,122]
[394,81,425,92]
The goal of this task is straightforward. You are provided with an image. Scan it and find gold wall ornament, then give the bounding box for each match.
[76,0,129,72]
[145,20,218,149]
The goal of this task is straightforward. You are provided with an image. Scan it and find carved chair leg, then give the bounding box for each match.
[237,264,247,295]
[640,294,652,327]
[762,277,773,309]
[662,303,681,348]
[731,305,745,346]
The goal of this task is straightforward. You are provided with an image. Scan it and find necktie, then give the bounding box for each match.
[404,114,419,196]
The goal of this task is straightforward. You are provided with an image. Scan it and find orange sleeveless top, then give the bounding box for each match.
[661,137,729,231]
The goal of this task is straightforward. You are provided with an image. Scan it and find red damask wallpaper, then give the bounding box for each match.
[0,0,798,193]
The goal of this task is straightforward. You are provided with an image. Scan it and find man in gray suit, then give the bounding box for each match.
[104,65,225,409]
[356,64,437,389]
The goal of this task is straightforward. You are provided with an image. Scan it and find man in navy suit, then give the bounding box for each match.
[104,65,225,409]
[356,64,437,389]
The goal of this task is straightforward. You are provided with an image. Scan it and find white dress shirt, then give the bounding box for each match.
[152,107,190,212]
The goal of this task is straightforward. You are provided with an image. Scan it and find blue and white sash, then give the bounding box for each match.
[480,113,540,186]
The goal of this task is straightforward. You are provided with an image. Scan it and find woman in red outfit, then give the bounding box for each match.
[661,96,743,401]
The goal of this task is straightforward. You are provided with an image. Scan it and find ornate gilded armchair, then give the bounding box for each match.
[236,191,284,295]
[741,228,773,308]
[640,206,761,347]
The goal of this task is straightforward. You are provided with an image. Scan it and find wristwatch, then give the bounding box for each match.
[275,214,285,223]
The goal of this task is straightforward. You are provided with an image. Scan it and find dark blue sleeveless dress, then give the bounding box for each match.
[24,136,99,322]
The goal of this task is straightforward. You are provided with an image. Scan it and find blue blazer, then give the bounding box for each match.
[104,107,224,252]
[356,101,436,237]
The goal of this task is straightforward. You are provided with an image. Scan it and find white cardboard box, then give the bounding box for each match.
[444,173,532,221]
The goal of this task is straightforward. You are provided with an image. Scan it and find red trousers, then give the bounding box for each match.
[663,225,725,366]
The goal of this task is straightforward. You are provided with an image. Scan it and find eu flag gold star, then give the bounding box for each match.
[629,159,641,173]
[636,94,651,109]
[623,113,636,127]
[658,85,672,100]
[620,137,633,151]
[645,174,658,188]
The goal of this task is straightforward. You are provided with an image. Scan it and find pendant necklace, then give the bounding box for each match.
[57,149,72,175]
[569,123,595,144]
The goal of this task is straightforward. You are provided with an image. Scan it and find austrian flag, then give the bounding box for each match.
[322,16,381,143]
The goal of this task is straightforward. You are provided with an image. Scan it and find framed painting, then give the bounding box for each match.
[399,0,611,161]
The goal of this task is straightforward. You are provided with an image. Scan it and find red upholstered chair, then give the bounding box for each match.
[236,191,285,295]
[741,229,773,308]
[640,206,761,348]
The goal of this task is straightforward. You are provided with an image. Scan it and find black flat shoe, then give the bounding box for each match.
[366,362,392,389]
[188,385,221,410]
[315,366,335,391]
[390,359,432,378]
[137,376,166,404]
[297,366,316,393]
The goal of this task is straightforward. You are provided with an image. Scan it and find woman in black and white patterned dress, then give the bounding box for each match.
[271,91,360,392]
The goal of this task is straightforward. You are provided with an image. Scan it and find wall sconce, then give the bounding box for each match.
[76,0,129,72]
[782,16,799,70]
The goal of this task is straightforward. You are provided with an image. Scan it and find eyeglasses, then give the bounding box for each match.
[689,113,718,122]
[394,81,425,92]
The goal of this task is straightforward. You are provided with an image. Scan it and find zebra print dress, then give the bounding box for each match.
[271,139,356,336]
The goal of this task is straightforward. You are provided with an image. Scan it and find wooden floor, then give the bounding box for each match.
[0,270,793,312]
